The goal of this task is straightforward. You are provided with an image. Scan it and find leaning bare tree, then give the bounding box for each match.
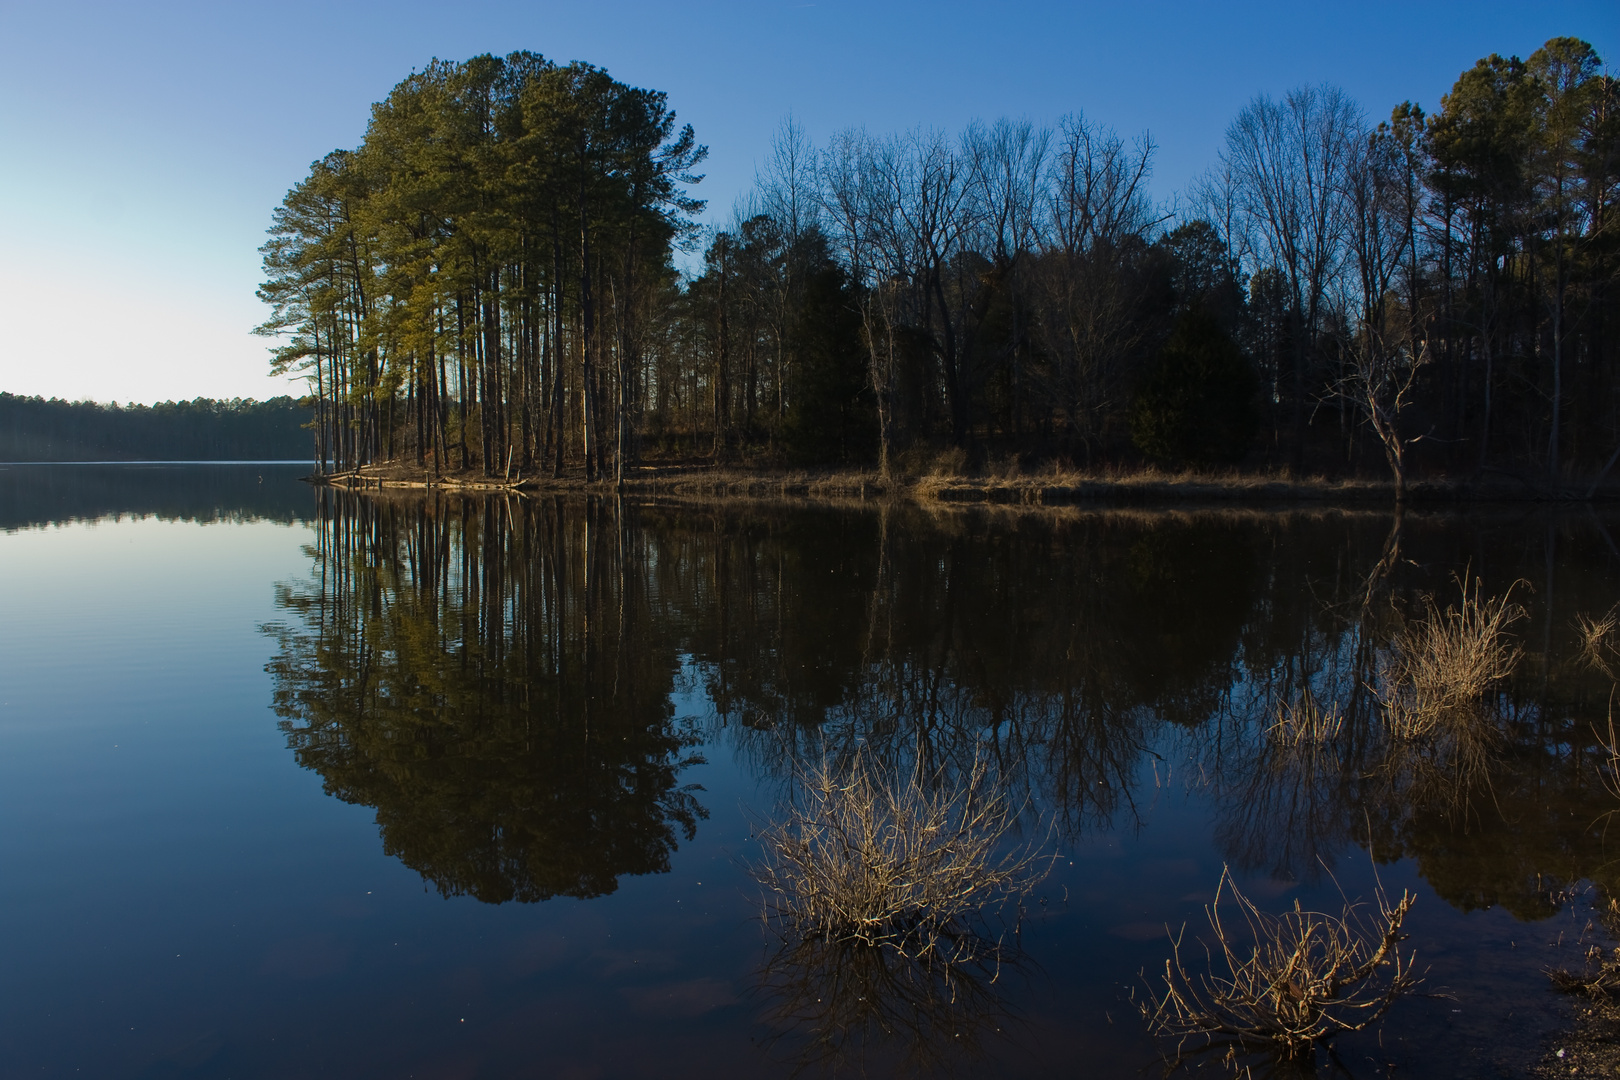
[1339,329,1428,502]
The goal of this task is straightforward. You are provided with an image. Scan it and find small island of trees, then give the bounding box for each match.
[255,39,1618,494]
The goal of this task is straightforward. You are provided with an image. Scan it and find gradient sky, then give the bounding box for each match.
[1,0,1614,404]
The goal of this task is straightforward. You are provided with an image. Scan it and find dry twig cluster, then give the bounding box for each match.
[750,749,1048,962]
[1140,866,1421,1058]
[1549,892,1620,1000]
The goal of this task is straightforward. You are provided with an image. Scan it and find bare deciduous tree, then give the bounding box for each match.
[1218,85,1362,471]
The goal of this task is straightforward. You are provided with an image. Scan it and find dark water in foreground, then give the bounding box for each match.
[3,463,1620,1078]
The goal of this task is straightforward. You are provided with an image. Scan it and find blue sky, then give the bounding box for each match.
[1,0,1614,404]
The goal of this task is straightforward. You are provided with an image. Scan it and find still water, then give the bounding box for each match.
[2,463,1619,1078]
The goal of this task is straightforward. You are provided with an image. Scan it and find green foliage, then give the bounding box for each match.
[1157,220,1244,326]
[257,52,706,475]
[782,259,876,464]
[1130,307,1258,466]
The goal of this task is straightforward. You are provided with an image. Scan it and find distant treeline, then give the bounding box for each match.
[259,38,1617,485]
[0,394,312,461]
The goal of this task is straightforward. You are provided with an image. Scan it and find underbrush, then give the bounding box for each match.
[1139,866,1421,1060]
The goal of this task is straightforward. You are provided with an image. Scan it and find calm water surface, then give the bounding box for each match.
[2,464,1618,1078]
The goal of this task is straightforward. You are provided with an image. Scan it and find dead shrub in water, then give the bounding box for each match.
[1597,714,1620,806]
[1140,866,1421,1059]
[1380,575,1525,741]
[750,748,1049,963]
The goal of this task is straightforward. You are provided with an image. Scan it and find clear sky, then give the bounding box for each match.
[1,0,1614,405]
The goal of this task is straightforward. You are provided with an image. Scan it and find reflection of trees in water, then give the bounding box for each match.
[1201,513,1620,913]
[672,505,1620,917]
[263,491,706,903]
[267,494,1620,919]
[675,506,1279,837]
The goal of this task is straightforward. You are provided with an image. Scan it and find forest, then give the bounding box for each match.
[256,38,1618,490]
[0,393,310,462]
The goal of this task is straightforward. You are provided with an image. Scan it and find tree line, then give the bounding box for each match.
[0,393,309,462]
[258,38,1617,485]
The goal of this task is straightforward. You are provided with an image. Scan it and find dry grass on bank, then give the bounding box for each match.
[909,462,1394,505]
[1139,866,1421,1059]
[1541,892,1620,1078]
[750,749,1049,963]
[312,457,1576,508]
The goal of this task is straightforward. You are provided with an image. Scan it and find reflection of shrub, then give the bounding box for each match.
[1380,575,1525,741]
[751,748,1047,961]
[1130,306,1258,467]
[1141,866,1420,1059]
[758,929,1016,1074]
[1577,604,1620,677]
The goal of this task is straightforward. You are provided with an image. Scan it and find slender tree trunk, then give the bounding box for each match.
[714,241,730,461]
[579,175,598,482]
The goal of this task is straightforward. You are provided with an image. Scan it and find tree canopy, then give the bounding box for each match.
[259,38,1620,483]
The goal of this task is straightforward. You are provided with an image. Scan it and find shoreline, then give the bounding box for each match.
[302,462,1620,508]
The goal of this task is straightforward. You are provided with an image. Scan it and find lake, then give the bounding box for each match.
[2,463,1616,1078]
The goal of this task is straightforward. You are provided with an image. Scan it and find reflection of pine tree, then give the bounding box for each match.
[264,492,707,903]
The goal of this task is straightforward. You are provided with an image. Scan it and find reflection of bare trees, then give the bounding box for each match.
[1193,513,1620,908]
[712,506,1287,845]
[1215,693,1361,886]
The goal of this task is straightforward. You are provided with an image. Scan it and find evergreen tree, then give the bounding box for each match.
[1130,307,1258,466]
